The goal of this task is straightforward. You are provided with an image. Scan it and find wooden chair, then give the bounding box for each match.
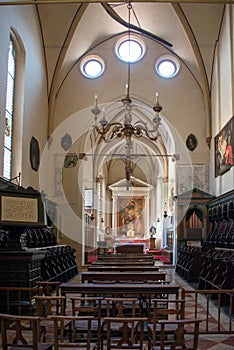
[35,281,61,296]
[70,296,103,349]
[151,318,203,350]
[0,312,53,350]
[0,286,43,316]
[51,315,95,350]
[105,297,143,317]
[102,297,144,350]
[104,317,147,350]
[33,295,66,342]
[147,298,186,348]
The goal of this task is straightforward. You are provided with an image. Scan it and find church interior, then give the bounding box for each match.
[0,1,234,349]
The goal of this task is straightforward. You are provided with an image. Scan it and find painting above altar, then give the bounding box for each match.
[118,197,145,237]
[108,176,152,239]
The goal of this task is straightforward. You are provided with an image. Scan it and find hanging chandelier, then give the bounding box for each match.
[91,91,162,143]
[91,2,163,189]
[91,2,163,144]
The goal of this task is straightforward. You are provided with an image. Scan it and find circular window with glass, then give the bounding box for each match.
[80,55,105,79]
[115,34,146,63]
[155,55,180,79]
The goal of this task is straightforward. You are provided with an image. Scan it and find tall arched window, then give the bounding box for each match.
[3,39,16,180]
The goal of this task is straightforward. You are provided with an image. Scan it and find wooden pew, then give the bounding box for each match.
[60,282,180,299]
[88,265,159,272]
[81,271,167,283]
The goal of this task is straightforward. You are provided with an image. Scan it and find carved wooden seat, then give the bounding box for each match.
[104,317,147,350]
[150,318,203,350]
[70,296,103,349]
[147,298,186,349]
[102,297,145,350]
[52,315,96,350]
[33,295,66,342]
[35,281,61,296]
[0,312,53,350]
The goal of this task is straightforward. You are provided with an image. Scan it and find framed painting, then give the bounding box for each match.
[30,136,40,171]
[214,116,234,177]
[117,197,145,237]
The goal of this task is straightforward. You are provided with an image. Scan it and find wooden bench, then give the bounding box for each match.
[88,265,159,272]
[81,271,167,283]
[60,282,180,300]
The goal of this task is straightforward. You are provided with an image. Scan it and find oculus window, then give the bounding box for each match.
[115,34,146,63]
[80,55,105,79]
[155,55,180,79]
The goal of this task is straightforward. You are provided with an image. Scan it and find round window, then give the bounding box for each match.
[80,55,105,79]
[155,55,180,78]
[115,34,146,63]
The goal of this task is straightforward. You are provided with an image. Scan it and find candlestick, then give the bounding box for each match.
[125,84,129,96]
[94,94,98,107]
[156,92,159,103]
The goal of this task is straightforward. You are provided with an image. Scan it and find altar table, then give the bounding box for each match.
[114,243,146,254]
[97,254,153,261]
[92,260,154,266]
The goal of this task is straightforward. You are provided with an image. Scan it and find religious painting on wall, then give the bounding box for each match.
[117,197,145,238]
[214,116,234,177]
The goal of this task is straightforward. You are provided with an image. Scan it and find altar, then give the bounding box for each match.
[114,238,150,253]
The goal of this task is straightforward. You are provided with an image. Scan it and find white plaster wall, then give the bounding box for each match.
[0,6,48,190]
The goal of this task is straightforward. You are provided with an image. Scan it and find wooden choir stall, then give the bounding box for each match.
[0,179,78,314]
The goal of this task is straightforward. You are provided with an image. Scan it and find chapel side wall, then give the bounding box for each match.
[210,5,234,196]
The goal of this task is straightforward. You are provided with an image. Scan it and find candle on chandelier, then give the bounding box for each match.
[125,84,129,96]
[94,94,98,107]
[155,92,159,103]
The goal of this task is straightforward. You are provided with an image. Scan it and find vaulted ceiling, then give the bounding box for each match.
[34,1,224,100]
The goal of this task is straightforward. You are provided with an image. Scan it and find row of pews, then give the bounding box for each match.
[60,251,181,300]
[0,248,230,348]
[58,251,204,350]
